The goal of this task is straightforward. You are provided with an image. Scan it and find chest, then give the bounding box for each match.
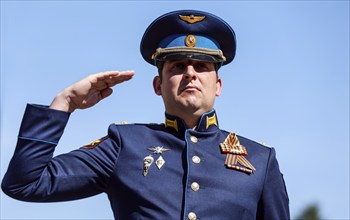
[107,128,265,219]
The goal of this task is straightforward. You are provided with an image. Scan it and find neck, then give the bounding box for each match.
[182,115,200,129]
[165,109,218,134]
[167,109,211,129]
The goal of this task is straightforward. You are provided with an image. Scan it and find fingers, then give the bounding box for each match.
[93,70,135,89]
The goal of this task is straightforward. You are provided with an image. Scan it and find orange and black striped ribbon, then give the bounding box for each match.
[220,133,256,174]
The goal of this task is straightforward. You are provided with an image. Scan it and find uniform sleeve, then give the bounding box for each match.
[1,104,119,202]
[256,147,290,220]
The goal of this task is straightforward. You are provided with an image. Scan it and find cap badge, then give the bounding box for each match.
[185,34,196,47]
[179,15,206,24]
[220,133,256,174]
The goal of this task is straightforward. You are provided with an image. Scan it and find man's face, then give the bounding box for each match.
[153,59,222,118]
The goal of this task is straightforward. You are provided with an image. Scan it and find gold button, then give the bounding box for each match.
[188,212,197,220]
[190,136,198,143]
[192,156,201,164]
[191,182,200,191]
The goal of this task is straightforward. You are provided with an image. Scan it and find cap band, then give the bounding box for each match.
[158,34,220,50]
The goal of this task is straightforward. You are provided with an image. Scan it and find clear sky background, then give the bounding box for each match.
[1,1,349,219]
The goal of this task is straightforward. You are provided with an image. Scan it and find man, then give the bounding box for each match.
[2,10,289,220]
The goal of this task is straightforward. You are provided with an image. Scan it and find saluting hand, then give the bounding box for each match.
[50,70,135,112]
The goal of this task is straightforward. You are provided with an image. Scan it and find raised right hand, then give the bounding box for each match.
[50,70,135,112]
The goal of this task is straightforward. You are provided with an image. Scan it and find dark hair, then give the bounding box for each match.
[156,61,165,81]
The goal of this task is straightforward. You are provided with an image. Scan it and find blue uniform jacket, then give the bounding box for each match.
[2,104,289,220]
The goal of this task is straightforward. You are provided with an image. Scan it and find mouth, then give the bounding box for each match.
[181,85,201,93]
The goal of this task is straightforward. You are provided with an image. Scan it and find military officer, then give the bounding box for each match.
[2,10,290,220]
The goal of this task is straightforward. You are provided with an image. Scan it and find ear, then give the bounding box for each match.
[216,77,223,96]
[153,76,162,96]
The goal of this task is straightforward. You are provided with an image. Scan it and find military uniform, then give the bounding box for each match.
[2,104,289,219]
[2,10,289,220]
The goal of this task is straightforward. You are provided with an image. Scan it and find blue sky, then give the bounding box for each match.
[1,1,349,219]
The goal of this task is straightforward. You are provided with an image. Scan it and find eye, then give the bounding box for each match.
[194,62,210,71]
[170,62,186,73]
[175,62,186,69]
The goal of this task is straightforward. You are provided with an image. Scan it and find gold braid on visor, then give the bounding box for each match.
[152,47,226,62]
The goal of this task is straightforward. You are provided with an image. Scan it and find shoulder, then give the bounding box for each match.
[103,122,167,147]
[238,135,273,150]
[236,134,280,166]
[219,129,272,150]
[223,130,275,156]
[108,122,166,135]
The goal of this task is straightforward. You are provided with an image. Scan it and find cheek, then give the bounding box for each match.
[162,76,179,92]
[204,77,218,91]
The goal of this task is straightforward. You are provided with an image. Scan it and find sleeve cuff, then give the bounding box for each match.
[18,104,71,144]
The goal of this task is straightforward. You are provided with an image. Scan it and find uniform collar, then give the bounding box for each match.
[164,109,219,134]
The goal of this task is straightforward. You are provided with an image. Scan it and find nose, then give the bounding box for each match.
[183,65,197,81]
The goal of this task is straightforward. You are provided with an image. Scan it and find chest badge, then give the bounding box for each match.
[143,155,154,176]
[220,133,256,174]
[147,146,171,154]
[143,146,171,176]
[148,146,170,170]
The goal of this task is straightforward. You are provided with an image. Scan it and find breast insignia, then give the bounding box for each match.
[147,146,171,154]
[143,155,154,176]
[142,146,171,176]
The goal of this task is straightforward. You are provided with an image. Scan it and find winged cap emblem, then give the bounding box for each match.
[179,15,206,24]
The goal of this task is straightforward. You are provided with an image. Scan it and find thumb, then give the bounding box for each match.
[100,88,113,100]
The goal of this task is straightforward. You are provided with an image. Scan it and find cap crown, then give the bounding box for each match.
[140,10,236,66]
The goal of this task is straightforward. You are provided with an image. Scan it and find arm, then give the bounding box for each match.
[1,71,134,201]
[256,148,290,220]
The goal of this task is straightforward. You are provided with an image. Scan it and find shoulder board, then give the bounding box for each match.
[114,122,163,127]
[114,121,129,125]
[149,123,162,125]
[232,132,273,149]
[259,141,272,148]
[81,136,108,149]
